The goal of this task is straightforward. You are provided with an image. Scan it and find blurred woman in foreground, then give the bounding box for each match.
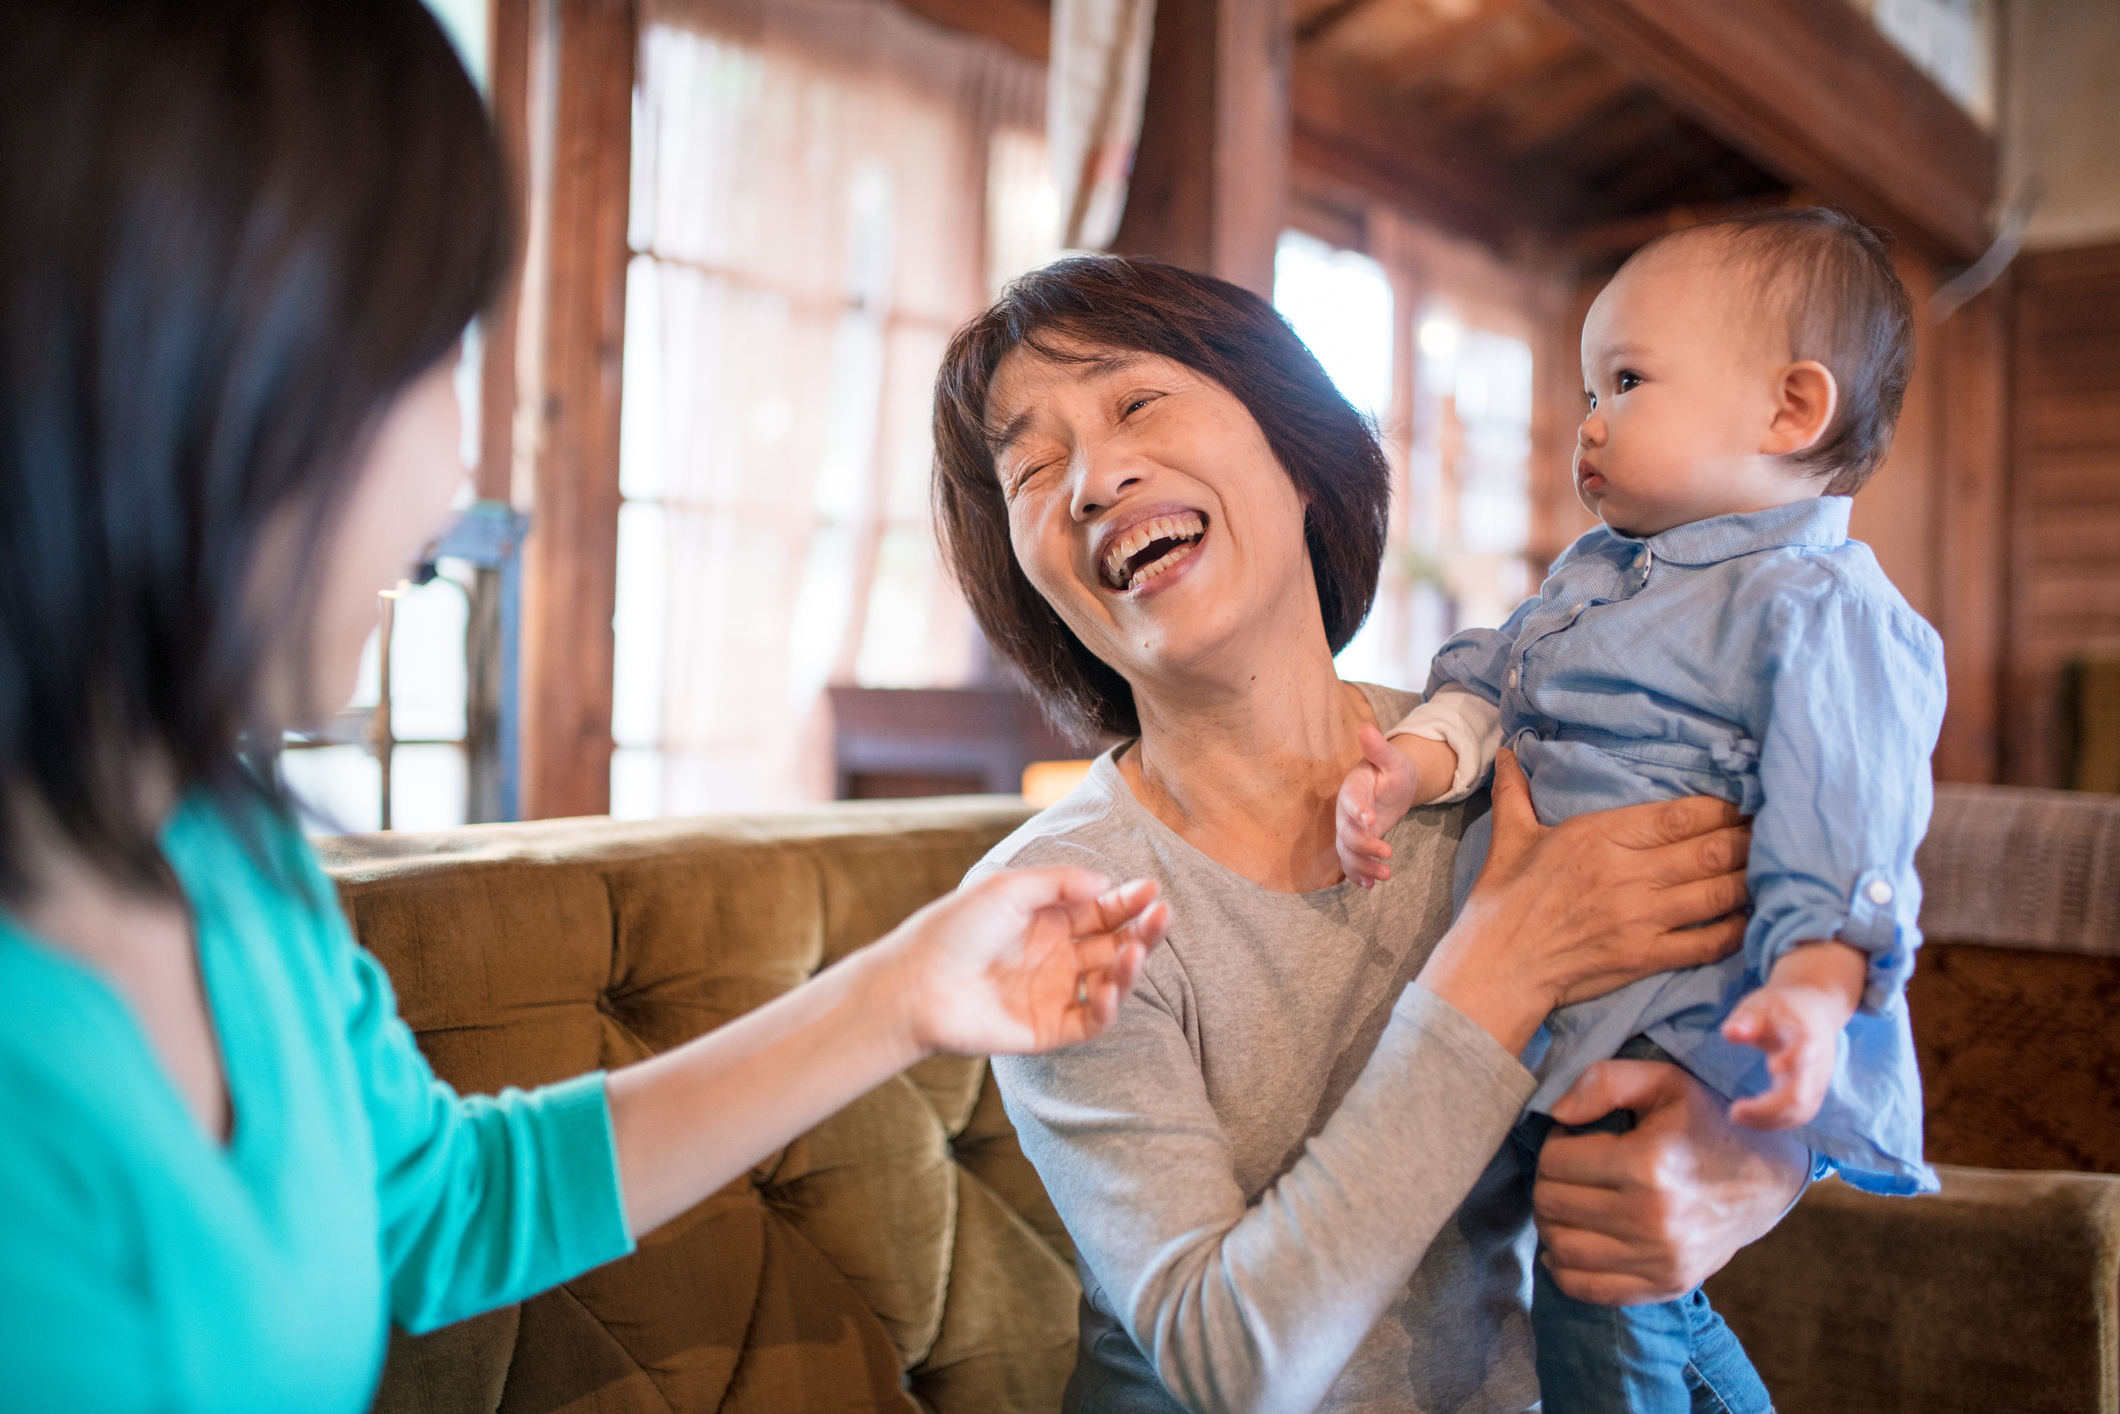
[0,5,1166,1407]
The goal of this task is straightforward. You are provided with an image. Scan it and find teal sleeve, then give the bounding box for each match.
[336,922,637,1333]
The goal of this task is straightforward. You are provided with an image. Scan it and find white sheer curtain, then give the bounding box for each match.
[614,0,1047,817]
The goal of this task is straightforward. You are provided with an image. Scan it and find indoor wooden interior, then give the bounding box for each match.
[331,3,2120,1410]
[502,0,2112,823]
[893,0,2024,790]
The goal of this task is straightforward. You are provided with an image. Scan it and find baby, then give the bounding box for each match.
[1337,208,1943,1414]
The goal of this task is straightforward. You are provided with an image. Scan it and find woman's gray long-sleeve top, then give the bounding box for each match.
[978,685,1542,1414]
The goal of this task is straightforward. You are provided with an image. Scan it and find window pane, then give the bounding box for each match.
[1274,230,1394,421]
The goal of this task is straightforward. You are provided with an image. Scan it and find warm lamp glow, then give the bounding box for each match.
[1418,318,1460,358]
[1021,760,1094,808]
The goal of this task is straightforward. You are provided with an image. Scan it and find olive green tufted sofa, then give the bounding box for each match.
[324,800,1074,1413]
[320,786,2120,1414]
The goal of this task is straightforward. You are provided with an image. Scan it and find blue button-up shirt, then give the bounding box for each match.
[1431,497,1943,1194]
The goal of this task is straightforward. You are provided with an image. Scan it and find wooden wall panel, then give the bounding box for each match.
[1850,250,1942,628]
[2004,243,2120,788]
[1930,276,2011,784]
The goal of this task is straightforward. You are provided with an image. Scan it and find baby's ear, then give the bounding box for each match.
[1763,361,1839,456]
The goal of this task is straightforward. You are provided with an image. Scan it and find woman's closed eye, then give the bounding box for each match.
[1002,457,1056,499]
[1117,389,1161,420]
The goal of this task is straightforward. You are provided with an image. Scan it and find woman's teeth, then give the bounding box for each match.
[1125,541,1193,591]
[1102,512,1206,591]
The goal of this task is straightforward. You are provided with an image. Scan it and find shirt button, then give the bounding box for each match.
[1866,880,1894,906]
[1571,600,1586,616]
[1634,551,1649,569]
[1507,667,1519,689]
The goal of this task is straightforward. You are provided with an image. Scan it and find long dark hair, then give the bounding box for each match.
[0,0,511,901]
[932,257,1392,742]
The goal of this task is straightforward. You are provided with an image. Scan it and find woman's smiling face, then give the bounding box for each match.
[985,341,1320,686]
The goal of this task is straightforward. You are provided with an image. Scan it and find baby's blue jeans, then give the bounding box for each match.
[1515,1059,1775,1414]
[1529,1252,1773,1414]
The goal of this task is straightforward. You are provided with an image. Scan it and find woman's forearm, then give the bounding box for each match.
[1415,920,1550,1056]
[604,944,924,1235]
[601,867,1165,1238]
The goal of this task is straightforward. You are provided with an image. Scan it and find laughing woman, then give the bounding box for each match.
[933,258,1811,1414]
[0,6,1166,1409]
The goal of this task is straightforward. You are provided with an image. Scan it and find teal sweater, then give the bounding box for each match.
[0,794,635,1411]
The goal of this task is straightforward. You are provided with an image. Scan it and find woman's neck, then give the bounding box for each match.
[1120,637,1377,894]
[7,778,231,1145]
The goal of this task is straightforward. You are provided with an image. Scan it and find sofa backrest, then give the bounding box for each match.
[1912,783,2120,1174]
[322,781,2120,1412]
[319,799,1065,1414]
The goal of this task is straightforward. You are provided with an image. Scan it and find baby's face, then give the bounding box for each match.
[1575,240,1825,537]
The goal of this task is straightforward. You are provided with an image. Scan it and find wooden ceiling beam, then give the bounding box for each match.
[1295,0,1381,44]
[1563,193,1797,260]
[1490,54,1635,155]
[1537,0,1994,261]
[1311,1,1526,99]
[1289,51,1538,246]
[896,0,1050,62]
[1425,23,1581,124]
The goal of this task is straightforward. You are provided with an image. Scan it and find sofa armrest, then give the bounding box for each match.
[1703,1164,2120,1414]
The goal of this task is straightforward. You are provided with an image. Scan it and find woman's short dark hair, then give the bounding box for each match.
[0,0,509,900]
[933,256,1391,742]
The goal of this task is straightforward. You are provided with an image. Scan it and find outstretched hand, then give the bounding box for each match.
[1720,940,1865,1130]
[1336,723,1421,888]
[890,868,1170,1057]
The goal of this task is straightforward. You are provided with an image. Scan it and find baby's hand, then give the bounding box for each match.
[1721,940,1867,1131]
[1336,723,1423,889]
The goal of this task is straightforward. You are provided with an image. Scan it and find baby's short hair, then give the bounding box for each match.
[1646,207,1913,495]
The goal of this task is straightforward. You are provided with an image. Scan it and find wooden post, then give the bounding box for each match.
[517,0,634,819]
[480,0,531,508]
[1111,0,1290,297]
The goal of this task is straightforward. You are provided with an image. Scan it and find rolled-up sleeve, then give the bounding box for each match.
[1746,586,1946,1009]
[1388,685,1505,803]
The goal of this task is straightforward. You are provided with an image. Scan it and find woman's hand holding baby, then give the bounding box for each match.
[1335,724,1456,887]
[1537,1059,1808,1304]
[1422,751,1753,1056]
[1720,939,1867,1130]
